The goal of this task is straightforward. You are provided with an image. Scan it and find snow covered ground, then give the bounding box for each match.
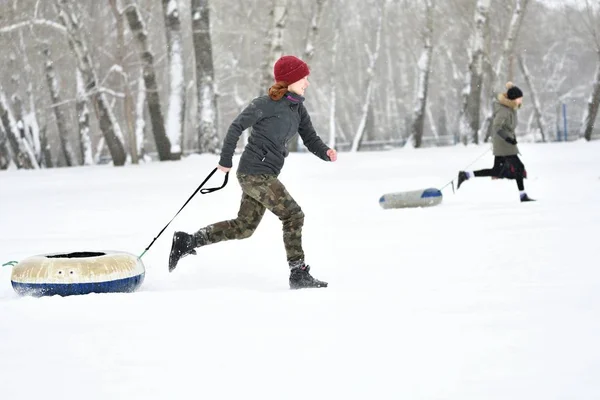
[1,140,599,399]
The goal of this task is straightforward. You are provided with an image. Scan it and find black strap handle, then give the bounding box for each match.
[200,170,229,194]
[139,168,229,258]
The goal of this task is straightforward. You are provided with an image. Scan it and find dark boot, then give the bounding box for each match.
[289,264,328,289]
[168,231,197,272]
[457,171,468,189]
[520,193,536,202]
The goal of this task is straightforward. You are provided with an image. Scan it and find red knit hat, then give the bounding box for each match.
[273,55,310,84]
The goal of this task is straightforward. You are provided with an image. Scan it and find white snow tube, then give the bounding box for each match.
[11,251,145,297]
[379,188,443,209]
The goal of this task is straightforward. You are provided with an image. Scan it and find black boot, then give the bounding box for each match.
[168,231,197,272]
[520,193,536,202]
[457,171,468,189]
[289,265,328,289]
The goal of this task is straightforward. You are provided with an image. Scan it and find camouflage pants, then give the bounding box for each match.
[196,174,305,265]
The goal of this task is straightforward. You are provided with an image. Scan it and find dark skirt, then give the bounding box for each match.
[492,156,527,179]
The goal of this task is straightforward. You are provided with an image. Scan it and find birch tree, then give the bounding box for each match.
[3,1,42,168]
[458,0,491,144]
[328,26,340,149]
[0,124,12,170]
[135,76,147,160]
[54,0,127,166]
[517,55,546,142]
[576,0,600,141]
[580,57,600,140]
[192,0,219,153]
[162,0,185,156]
[351,0,385,152]
[0,90,38,169]
[481,0,529,142]
[11,95,40,166]
[287,0,326,152]
[39,127,53,168]
[260,0,288,94]
[76,70,93,165]
[43,47,76,166]
[109,0,137,164]
[16,30,42,166]
[124,0,172,161]
[302,0,326,62]
[409,0,435,148]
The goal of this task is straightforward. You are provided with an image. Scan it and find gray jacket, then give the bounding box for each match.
[219,92,330,175]
[491,93,520,156]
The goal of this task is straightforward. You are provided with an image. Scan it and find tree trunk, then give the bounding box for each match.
[259,0,288,95]
[76,69,94,165]
[287,0,326,153]
[191,0,220,154]
[39,125,54,168]
[162,0,185,157]
[580,54,600,141]
[0,124,12,169]
[55,0,127,166]
[0,90,38,169]
[17,30,42,165]
[135,75,147,159]
[302,0,326,62]
[517,55,546,142]
[124,1,172,161]
[328,26,339,150]
[351,0,385,152]
[109,0,138,164]
[426,103,439,141]
[458,0,491,144]
[43,47,76,166]
[410,0,434,148]
[481,0,529,142]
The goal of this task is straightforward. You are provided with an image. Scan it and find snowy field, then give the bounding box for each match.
[1,141,599,399]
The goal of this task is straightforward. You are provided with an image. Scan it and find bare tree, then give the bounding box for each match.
[518,54,546,142]
[410,0,435,148]
[54,0,127,166]
[162,0,185,157]
[286,0,327,152]
[16,30,42,166]
[134,75,147,160]
[481,0,529,142]
[76,70,93,165]
[577,0,600,141]
[260,0,288,94]
[0,90,38,169]
[43,47,76,166]
[351,0,386,152]
[328,26,340,150]
[124,0,172,161]
[302,0,326,62]
[580,57,600,140]
[192,0,219,153]
[109,0,138,164]
[0,124,12,170]
[458,0,491,144]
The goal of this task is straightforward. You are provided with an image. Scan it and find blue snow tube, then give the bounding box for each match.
[379,187,443,209]
[10,251,145,297]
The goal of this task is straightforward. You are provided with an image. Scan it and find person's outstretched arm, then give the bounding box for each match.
[298,104,337,161]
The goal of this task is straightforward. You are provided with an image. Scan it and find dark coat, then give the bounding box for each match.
[219,92,330,175]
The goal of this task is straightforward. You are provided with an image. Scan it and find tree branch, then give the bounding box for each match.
[0,19,67,35]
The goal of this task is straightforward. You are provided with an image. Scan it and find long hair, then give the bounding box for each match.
[268,82,288,100]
